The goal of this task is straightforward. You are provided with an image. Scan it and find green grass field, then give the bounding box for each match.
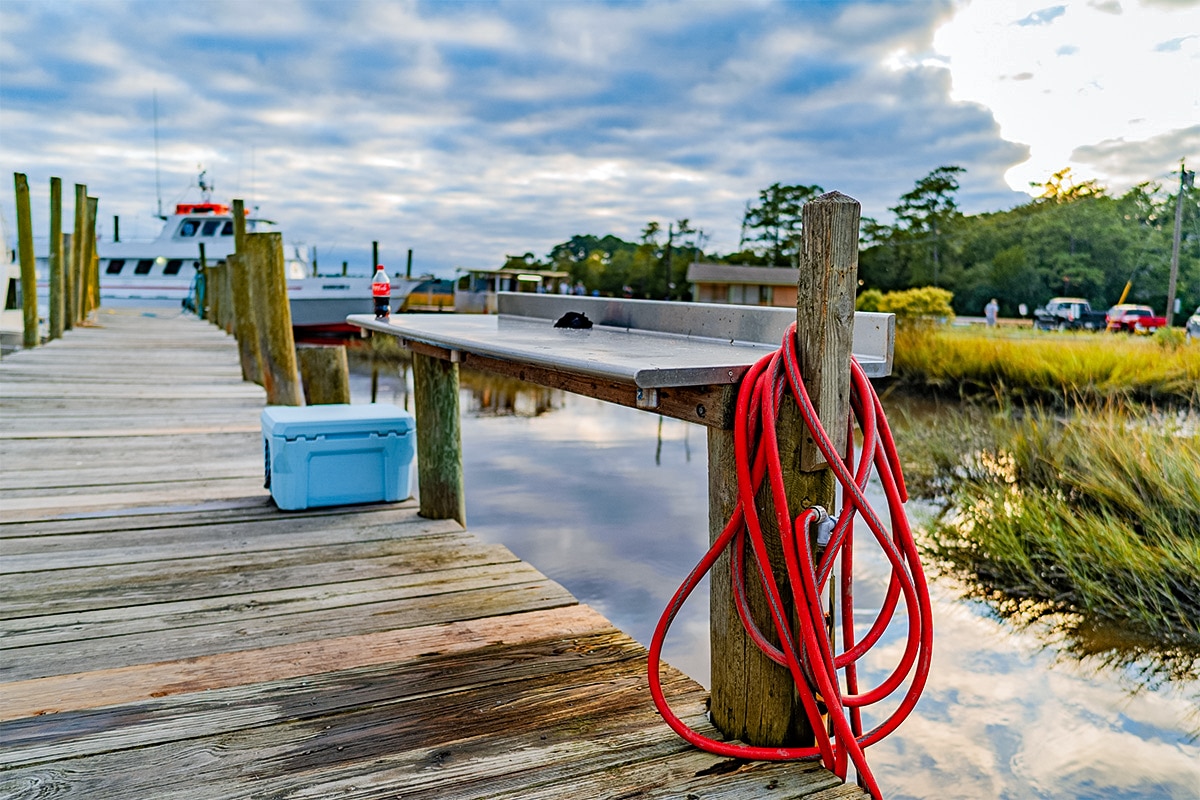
[889,325,1200,406]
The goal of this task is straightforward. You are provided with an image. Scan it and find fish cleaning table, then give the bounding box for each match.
[349,293,894,429]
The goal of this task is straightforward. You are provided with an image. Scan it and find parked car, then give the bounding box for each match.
[1187,305,1200,342]
[1032,297,1108,331]
[1105,304,1168,334]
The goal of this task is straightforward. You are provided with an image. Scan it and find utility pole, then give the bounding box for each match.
[1166,159,1194,328]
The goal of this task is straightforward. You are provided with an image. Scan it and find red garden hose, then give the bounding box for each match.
[648,322,933,800]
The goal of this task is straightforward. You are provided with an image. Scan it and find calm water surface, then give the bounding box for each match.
[354,363,1199,800]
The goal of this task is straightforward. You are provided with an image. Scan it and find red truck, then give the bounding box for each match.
[1105,304,1168,334]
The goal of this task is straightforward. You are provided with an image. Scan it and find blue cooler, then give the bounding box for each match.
[262,403,415,511]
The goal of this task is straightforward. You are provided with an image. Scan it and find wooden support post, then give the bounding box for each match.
[85,196,99,317]
[243,232,302,406]
[48,177,64,340]
[412,351,465,526]
[708,191,859,747]
[297,345,351,405]
[13,173,38,349]
[228,252,263,385]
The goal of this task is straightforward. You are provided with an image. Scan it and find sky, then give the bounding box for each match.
[1,0,1197,277]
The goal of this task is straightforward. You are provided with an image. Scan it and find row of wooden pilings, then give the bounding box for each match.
[9,170,352,405]
[12,173,102,347]
[198,199,351,407]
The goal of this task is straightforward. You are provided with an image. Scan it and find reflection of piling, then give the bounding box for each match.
[13,173,37,349]
[708,192,858,748]
[48,177,64,340]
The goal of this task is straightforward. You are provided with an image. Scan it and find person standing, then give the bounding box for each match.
[984,298,999,327]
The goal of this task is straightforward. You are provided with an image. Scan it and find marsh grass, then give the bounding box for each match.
[891,327,1200,406]
[903,406,1200,649]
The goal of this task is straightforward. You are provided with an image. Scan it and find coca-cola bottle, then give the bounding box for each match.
[372,264,390,318]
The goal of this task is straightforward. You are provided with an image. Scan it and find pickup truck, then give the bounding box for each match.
[1106,304,1168,334]
[1033,297,1108,331]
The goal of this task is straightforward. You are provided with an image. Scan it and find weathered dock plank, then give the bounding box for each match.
[0,307,867,799]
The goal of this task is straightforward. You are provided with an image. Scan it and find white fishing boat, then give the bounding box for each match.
[36,177,428,336]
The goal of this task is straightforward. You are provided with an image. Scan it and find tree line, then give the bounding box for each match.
[510,166,1199,318]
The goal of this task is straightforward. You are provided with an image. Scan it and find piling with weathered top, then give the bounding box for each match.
[297,344,351,405]
[13,173,37,349]
[708,191,859,747]
[48,177,64,340]
[242,231,302,406]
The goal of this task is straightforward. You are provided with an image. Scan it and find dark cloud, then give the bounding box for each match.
[1070,125,1200,184]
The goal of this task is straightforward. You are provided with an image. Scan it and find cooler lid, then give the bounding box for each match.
[262,403,414,438]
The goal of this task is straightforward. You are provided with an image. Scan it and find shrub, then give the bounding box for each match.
[876,286,955,327]
[855,288,884,313]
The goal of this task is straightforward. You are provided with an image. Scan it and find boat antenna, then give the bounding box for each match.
[198,168,212,203]
[153,90,165,220]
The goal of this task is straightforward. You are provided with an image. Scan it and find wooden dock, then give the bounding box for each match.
[0,307,866,799]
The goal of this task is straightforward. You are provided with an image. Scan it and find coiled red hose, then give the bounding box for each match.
[647,323,933,800]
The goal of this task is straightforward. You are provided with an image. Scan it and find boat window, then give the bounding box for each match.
[201,220,222,236]
[163,259,184,275]
[105,259,126,275]
[134,259,154,275]
[178,219,200,237]
[221,221,234,236]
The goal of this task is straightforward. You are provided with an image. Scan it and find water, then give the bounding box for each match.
[354,362,1200,799]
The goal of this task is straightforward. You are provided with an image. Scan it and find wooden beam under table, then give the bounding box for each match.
[403,339,739,430]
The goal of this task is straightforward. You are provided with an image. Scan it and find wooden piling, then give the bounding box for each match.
[207,263,221,328]
[412,351,465,526]
[197,243,208,321]
[12,173,37,349]
[242,232,302,406]
[297,344,351,405]
[85,196,99,318]
[708,191,859,747]
[71,184,87,326]
[48,177,64,340]
[232,199,246,252]
[62,232,73,331]
[227,252,262,385]
[227,199,247,335]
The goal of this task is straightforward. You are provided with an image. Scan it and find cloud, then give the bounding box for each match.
[933,0,1200,197]
[1016,5,1069,25]
[1070,125,1200,184]
[0,0,1188,275]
